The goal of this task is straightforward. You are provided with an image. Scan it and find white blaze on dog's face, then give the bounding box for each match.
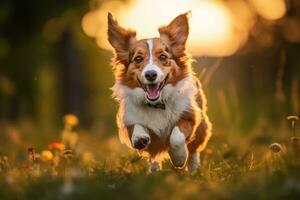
[107,12,191,103]
[140,39,164,101]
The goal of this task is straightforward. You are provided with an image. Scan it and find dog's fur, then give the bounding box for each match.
[107,12,212,172]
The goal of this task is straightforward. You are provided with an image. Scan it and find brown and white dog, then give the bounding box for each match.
[107,12,212,172]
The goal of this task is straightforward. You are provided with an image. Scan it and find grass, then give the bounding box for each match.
[0,115,300,200]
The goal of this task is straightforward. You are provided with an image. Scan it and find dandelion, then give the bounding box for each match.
[269,143,283,153]
[266,143,285,172]
[62,114,79,149]
[287,115,299,120]
[48,140,65,151]
[40,150,54,162]
[63,114,79,127]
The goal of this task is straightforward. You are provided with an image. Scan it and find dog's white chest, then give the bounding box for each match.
[112,76,198,137]
[124,99,184,135]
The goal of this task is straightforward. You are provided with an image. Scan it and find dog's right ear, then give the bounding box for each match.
[107,13,136,66]
[158,12,190,58]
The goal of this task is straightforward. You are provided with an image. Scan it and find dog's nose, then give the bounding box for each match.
[145,70,157,82]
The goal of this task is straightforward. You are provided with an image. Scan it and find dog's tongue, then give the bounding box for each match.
[146,84,160,100]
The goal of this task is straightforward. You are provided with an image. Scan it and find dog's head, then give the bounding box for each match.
[108,12,191,104]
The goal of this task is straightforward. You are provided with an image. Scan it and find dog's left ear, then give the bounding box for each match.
[107,13,136,66]
[158,12,190,57]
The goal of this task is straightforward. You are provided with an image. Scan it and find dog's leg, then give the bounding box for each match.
[187,152,200,172]
[168,126,188,168]
[131,124,150,150]
[148,159,161,172]
[169,111,198,169]
[187,115,212,171]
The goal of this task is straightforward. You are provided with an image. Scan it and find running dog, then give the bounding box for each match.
[107,12,212,172]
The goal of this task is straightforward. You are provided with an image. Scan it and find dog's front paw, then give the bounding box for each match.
[133,135,150,150]
[169,145,187,168]
[131,125,150,150]
[169,126,187,168]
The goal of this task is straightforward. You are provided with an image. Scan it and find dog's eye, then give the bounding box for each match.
[159,54,167,61]
[134,56,144,64]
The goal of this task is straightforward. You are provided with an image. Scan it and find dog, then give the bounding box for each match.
[107,12,212,172]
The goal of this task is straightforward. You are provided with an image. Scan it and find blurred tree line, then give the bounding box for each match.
[0,0,116,134]
[0,0,299,135]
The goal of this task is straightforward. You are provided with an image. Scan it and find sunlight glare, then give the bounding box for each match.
[82,0,254,56]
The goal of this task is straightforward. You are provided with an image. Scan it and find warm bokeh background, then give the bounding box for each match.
[1,0,299,136]
[0,0,300,199]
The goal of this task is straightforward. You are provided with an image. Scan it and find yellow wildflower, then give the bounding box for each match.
[40,150,54,162]
[63,114,79,127]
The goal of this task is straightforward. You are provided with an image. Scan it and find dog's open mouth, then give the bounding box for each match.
[138,75,168,102]
[144,82,163,101]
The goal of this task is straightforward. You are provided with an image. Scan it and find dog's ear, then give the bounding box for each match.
[158,12,190,57]
[107,13,136,66]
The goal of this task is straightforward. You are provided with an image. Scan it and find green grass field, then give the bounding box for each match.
[1,0,300,199]
[0,115,299,200]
